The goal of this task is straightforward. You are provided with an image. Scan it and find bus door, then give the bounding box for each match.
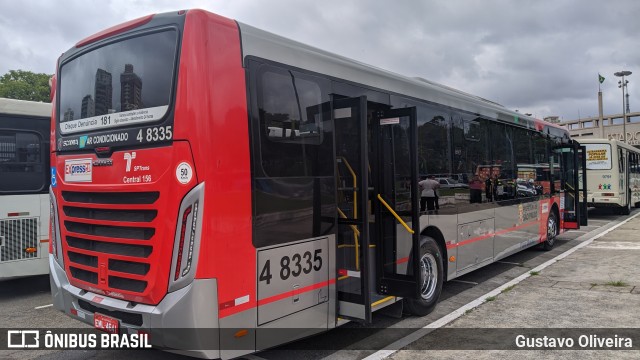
[372,107,421,299]
[334,96,372,322]
[577,145,588,226]
[555,141,587,229]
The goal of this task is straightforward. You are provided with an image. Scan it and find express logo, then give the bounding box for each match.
[66,164,90,174]
[64,159,93,183]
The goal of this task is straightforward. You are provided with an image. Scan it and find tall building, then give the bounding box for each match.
[559,111,640,148]
[94,68,113,116]
[81,94,95,118]
[63,108,74,121]
[120,64,143,111]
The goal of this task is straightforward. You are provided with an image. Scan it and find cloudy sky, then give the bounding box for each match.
[2,0,638,122]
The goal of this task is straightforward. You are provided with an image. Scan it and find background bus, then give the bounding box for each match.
[49,10,585,359]
[579,138,640,214]
[0,97,51,280]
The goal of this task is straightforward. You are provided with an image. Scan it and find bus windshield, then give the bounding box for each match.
[584,143,612,170]
[58,30,177,135]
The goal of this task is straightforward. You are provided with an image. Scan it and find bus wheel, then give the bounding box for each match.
[542,211,558,251]
[405,236,443,316]
[620,194,631,215]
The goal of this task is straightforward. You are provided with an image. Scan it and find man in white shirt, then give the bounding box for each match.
[419,175,440,213]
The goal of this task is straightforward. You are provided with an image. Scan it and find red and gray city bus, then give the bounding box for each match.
[49,9,587,358]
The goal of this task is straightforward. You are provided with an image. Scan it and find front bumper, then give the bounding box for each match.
[49,256,220,359]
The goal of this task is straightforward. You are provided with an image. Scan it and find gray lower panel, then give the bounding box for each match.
[49,257,221,359]
[256,301,329,351]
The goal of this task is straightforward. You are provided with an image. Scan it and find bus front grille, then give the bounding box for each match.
[61,191,159,296]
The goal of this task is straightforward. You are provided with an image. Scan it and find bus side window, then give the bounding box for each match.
[256,65,331,178]
[619,148,624,172]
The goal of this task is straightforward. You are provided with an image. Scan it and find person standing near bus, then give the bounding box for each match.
[419,175,440,213]
[485,176,492,202]
[469,175,483,203]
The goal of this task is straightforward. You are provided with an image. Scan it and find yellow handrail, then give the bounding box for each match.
[377,194,415,234]
[337,156,358,219]
[337,208,360,236]
[338,205,360,270]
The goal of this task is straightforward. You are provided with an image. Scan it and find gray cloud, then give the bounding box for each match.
[1,0,638,121]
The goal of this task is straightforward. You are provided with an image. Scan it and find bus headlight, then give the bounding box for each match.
[49,188,64,267]
[169,183,204,292]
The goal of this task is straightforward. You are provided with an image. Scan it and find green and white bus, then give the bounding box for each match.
[579,138,640,214]
[0,97,51,280]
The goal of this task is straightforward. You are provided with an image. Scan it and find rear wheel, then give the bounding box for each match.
[542,211,558,251]
[619,193,631,215]
[405,236,443,316]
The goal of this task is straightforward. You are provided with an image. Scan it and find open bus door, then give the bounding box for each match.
[555,140,588,230]
[577,145,588,226]
[372,107,422,300]
[334,96,372,323]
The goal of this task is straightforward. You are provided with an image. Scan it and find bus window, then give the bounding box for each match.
[0,131,45,193]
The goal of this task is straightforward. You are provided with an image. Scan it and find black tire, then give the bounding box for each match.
[404,236,444,316]
[619,193,631,215]
[542,211,558,251]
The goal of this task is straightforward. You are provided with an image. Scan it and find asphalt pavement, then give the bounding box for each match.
[386,209,640,359]
[1,208,638,360]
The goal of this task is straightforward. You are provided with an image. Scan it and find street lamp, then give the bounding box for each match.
[615,70,632,143]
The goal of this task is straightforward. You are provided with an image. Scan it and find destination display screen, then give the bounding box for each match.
[585,143,612,170]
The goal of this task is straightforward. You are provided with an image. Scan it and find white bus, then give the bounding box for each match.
[0,98,51,280]
[579,138,640,215]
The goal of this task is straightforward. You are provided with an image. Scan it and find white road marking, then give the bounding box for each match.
[35,304,53,309]
[588,241,640,250]
[361,211,640,360]
[450,279,478,285]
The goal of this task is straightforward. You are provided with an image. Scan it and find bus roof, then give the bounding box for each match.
[576,137,640,152]
[237,19,560,133]
[0,97,51,118]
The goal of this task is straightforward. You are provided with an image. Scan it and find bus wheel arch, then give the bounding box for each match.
[421,226,447,277]
[618,192,631,215]
[404,227,445,316]
[542,205,559,251]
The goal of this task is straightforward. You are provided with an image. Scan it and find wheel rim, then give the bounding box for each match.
[547,215,557,245]
[420,253,438,300]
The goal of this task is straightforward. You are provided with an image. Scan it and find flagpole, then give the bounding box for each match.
[598,73,601,92]
[598,73,604,137]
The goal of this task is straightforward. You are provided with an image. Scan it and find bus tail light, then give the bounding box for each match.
[49,189,64,266]
[174,205,193,281]
[169,183,204,292]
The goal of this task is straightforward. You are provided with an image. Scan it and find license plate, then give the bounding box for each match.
[94,313,119,334]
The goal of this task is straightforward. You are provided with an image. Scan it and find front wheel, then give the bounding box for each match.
[405,236,444,316]
[542,211,558,251]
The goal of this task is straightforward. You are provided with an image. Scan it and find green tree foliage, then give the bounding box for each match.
[0,70,52,103]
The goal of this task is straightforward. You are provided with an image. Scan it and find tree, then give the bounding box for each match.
[0,70,52,103]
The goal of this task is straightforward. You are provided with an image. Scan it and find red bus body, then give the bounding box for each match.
[49,9,585,359]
